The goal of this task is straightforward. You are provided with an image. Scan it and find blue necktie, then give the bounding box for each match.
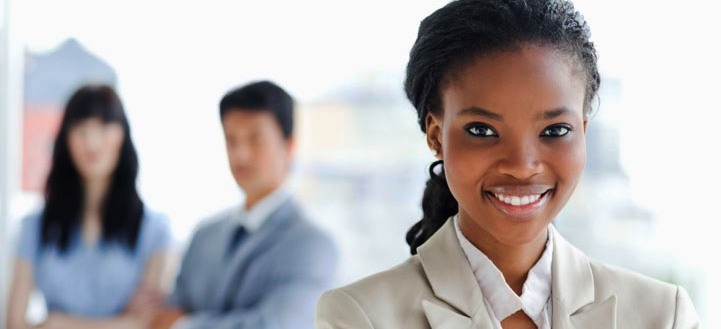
[226,225,247,259]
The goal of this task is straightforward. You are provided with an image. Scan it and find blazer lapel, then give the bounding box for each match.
[422,300,474,329]
[207,216,248,310]
[417,220,494,328]
[569,296,617,329]
[209,201,294,310]
[201,217,241,308]
[550,226,616,329]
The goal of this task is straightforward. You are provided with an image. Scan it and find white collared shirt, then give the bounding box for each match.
[453,216,554,329]
[236,185,292,233]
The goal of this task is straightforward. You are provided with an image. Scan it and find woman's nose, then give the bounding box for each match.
[495,140,543,180]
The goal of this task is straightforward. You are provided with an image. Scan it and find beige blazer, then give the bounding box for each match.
[316,220,699,328]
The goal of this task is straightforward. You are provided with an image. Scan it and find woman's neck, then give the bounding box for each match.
[83,177,109,216]
[81,177,110,244]
[458,213,548,295]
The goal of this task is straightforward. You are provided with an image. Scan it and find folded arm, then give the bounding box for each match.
[8,250,170,329]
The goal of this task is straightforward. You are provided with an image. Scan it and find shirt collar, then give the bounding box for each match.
[236,186,291,233]
[453,215,553,327]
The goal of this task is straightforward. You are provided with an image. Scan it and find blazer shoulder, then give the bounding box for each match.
[316,288,374,329]
[343,255,425,295]
[588,259,677,298]
[320,256,430,325]
[193,207,236,235]
[588,259,699,327]
[271,200,333,248]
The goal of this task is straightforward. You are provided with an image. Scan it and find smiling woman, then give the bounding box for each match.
[316,0,700,328]
[434,45,588,254]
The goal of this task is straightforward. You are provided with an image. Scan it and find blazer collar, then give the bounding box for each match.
[417,219,493,328]
[210,198,297,310]
[550,225,617,329]
[417,220,617,329]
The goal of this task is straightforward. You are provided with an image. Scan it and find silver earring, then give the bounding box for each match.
[431,148,439,157]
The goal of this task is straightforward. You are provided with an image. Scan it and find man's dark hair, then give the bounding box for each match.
[219,80,295,139]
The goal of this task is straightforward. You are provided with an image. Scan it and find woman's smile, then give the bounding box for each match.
[483,186,554,220]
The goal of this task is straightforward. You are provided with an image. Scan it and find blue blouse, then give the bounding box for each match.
[16,208,172,317]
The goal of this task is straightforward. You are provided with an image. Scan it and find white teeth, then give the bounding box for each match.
[493,193,542,206]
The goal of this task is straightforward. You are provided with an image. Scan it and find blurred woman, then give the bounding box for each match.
[7,85,172,329]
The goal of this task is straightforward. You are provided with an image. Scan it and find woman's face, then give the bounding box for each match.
[426,45,588,247]
[67,118,125,182]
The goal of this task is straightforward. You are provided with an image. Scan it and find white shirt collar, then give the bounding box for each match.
[453,215,554,328]
[236,186,291,233]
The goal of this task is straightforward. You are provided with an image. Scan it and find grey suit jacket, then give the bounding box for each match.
[170,198,338,329]
[316,220,699,328]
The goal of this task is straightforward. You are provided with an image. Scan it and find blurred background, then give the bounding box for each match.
[1,0,720,326]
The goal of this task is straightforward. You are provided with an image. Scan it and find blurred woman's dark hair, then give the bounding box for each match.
[405,0,600,254]
[42,84,144,253]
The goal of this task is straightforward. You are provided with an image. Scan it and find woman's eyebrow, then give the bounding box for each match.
[457,106,576,121]
[537,107,572,120]
[457,106,503,121]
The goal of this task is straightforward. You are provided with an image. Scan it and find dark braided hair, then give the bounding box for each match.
[404,0,600,254]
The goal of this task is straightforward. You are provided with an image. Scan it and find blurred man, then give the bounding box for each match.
[152,81,338,329]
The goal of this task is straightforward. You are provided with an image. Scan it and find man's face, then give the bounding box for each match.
[222,110,293,203]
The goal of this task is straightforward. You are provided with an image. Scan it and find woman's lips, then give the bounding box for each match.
[483,188,553,219]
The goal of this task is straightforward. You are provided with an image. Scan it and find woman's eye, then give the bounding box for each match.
[465,124,497,137]
[541,125,571,137]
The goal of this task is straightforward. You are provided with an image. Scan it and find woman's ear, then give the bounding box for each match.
[425,113,443,159]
